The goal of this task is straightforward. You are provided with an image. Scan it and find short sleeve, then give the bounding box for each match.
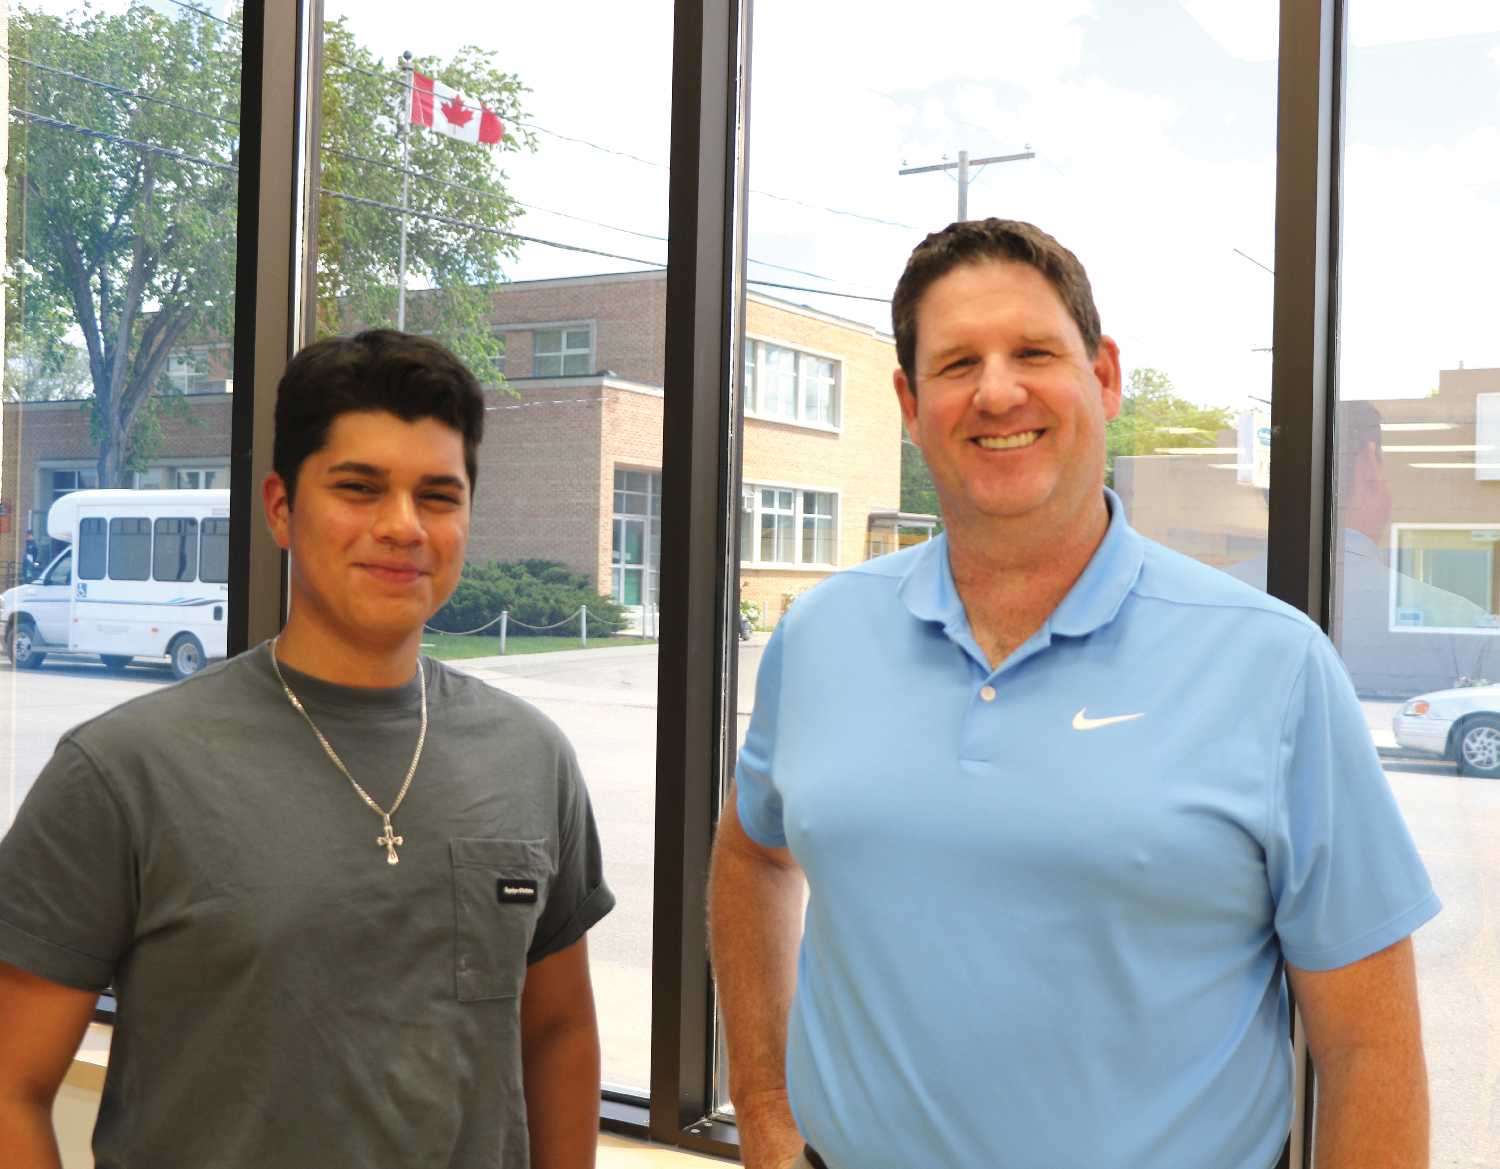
[735,622,787,848]
[1267,632,1441,971]
[0,738,138,990]
[527,736,614,964]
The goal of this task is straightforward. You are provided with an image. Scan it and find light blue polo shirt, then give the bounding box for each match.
[736,490,1439,1169]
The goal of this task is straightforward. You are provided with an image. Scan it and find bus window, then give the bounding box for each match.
[78,519,107,580]
[200,518,229,584]
[107,518,151,581]
[154,518,199,582]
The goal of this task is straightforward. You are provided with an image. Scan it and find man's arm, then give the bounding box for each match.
[520,936,600,1169]
[0,960,98,1169]
[707,790,806,1169]
[1287,937,1429,1169]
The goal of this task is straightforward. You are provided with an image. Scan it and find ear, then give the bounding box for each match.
[1093,336,1123,422]
[893,366,921,443]
[262,471,292,552]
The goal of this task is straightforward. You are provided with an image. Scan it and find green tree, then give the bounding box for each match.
[4,4,533,485]
[1106,368,1233,487]
[901,437,941,519]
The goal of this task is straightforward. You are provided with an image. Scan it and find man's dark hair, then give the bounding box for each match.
[273,329,486,504]
[891,218,1102,388]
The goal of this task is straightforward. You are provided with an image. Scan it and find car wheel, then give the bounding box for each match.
[101,655,133,672]
[1458,715,1500,778]
[169,635,205,681]
[6,617,46,670]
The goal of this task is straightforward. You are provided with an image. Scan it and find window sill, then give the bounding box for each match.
[744,412,841,435]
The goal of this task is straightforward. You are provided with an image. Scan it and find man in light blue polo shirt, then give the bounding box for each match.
[709,219,1439,1169]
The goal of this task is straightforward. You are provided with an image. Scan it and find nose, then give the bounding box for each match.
[971,354,1027,415]
[371,491,424,545]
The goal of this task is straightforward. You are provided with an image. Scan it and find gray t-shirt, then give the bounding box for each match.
[0,642,613,1168]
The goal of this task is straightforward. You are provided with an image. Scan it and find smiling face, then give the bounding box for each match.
[894,258,1122,540]
[263,410,471,660]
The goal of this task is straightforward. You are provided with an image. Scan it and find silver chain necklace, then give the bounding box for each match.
[269,637,428,865]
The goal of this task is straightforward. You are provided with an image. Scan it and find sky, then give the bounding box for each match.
[16,0,1500,413]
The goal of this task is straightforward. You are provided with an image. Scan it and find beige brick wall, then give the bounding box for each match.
[597,388,665,592]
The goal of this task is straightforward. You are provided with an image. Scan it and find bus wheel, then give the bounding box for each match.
[101,655,133,672]
[7,618,46,670]
[169,635,205,680]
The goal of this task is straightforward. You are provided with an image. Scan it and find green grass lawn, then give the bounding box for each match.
[420,631,655,661]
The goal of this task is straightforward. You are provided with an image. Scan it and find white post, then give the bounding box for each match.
[580,605,588,648]
[499,610,508,655]
[396,50,414,330]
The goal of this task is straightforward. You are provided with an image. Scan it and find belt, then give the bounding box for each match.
[804,1147,829,1169]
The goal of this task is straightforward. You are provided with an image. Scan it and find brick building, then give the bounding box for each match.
[1,272,907,625]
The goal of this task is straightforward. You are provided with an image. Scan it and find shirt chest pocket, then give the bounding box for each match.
[451,837,551,1002]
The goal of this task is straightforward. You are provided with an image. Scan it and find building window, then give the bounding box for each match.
[740,483,838,567]
[176,469,222,490]
[612,468,661,607]
[744,339,841,427]
[534,326,592,377]
[1390,525,1500,632]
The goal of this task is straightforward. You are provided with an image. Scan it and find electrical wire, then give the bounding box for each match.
[1,49,240,129]
[8,107,237,173]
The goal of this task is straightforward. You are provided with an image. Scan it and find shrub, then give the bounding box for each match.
[430,560,629,636]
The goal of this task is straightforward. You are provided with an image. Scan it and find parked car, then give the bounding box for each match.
[1392,683,1500,777]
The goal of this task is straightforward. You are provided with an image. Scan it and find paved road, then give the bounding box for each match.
[2,648,1496,1162]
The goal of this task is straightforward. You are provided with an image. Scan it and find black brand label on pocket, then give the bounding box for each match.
[497,878,539,904]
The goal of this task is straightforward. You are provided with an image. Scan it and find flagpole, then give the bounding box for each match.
[396,50,413,331]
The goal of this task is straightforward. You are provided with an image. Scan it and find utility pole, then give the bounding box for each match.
[396,50,414,330]
[898,147,1035,221]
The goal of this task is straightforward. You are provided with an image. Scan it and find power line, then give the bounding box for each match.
[8,107,237,173]
[159,0,240,31]
[324,142,836,282]
[324,59,916,231]
[2,49,240,129]
[746,279,889,305]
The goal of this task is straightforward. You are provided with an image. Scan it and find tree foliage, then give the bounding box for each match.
[1106,368,1233,487]
[6,4,241,484]
[900,438,941,521]
[4,3,534,484]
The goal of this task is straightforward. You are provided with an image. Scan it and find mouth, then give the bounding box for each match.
[359,563,427,584]
[973,429,1043,451]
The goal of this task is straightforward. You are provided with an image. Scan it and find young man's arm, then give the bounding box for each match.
[0,961,98,1169]
[520,936,601,1169]
[1287,937,1429,1169]
[707,792,807,1169]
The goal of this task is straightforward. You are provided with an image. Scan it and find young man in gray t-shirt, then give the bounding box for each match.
[0,330,614,1168]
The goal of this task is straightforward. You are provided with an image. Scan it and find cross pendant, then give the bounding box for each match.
[377,815,404,865]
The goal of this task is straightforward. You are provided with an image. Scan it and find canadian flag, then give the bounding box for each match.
[409,71,504,147]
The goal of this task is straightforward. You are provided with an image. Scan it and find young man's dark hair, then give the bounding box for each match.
[890,218,1102,387]
[272,329,486,502]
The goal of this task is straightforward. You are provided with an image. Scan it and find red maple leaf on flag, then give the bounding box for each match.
[440,93,474,127]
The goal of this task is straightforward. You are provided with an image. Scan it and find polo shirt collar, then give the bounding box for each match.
[896,488,1145,640]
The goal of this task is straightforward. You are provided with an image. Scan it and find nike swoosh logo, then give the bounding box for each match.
[1072,708,1146,731]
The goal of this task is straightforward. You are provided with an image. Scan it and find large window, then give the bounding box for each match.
[314,0,671,1097]
[744,339,840,427]
[1333,9,1500,1164]
[739,484,837,568]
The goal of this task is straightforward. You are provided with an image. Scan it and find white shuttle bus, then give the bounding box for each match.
[2,489,230,679]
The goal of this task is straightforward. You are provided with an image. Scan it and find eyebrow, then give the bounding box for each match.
[325,461,469,492]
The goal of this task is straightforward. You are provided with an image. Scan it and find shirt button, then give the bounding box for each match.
[979,685,997,702]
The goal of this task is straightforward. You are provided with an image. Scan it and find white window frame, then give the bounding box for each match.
[532,321,595,377]
[612,467,662,607]
[743,335,843,431]
[740,480,841,569]
[1388,522,1500,635]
